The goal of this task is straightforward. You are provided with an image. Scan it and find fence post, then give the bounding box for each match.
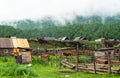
[118,49,120,61]
[93,51,96,74]
[76,43,79,72]
[107,52,111,74]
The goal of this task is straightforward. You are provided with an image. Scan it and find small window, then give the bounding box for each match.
[4,49,9,54]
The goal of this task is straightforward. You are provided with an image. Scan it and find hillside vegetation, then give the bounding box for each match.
[0,15,120,40]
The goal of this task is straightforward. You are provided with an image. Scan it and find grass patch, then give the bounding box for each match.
[0,56,120,78]
[1,64,37,77]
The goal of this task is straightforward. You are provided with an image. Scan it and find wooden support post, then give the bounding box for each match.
[4,49,8,62]
[118,49,120,61]
[56,50,58,67]
[50,57,52,67]
[59,54,62,69]
[4,54,7,62]
[107,52,111,74]
[76,43,79,72]
[93,51,96,74]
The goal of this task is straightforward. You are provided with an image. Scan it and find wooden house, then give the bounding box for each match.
[0,38,31,63]
[0,38,30,55]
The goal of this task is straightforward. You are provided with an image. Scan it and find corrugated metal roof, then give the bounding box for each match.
[0,38,30,48]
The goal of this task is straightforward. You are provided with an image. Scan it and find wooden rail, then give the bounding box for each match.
[61,60,120,74]
[61,60,75,69]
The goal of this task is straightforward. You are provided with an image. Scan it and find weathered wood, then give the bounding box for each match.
[107,52,111,74]
[21,52,32,63]
[93,53,96,73]
[118,49,120,61]
[86,63,108,67]
[111,61,120,65]
[15,55,22,64]
[4,53,7,62]
[79,67,111,73]
[61,60,75,69]
[59,54,62,69]
[76,43,79,72]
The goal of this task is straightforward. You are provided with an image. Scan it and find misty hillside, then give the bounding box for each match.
[1,15,120,30]
[0,15,120,40]
[14,15,120,30]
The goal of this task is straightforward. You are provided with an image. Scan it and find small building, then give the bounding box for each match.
[0,38,31,63]
[95,38,106,43]
[73,37,87,42]
[41,37,57,41]
[58,37,69,41]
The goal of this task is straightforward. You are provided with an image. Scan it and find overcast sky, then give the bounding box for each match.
[0,0,120,21]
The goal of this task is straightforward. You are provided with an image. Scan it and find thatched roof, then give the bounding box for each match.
[0,38,30,48]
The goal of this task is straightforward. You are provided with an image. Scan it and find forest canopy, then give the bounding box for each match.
[0,21,120,40]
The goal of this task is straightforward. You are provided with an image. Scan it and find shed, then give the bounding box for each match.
[95,38,106,43]
[42,37,56,41]
[0,38,30,54]
[73,37,87,42]
[0,38,31,63]
[58,37,69,41]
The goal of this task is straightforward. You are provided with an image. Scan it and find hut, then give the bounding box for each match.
[0,38,31,63]
[38,37,57,44]
[73,37,87,42]
[95,38,106,43]
[58,37,69,41]
[42,37,56,41]
[0,38,30,55]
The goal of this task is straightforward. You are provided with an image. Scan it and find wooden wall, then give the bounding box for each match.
[0,48,13,55]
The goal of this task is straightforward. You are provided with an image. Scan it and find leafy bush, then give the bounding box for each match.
[1,64,37,77]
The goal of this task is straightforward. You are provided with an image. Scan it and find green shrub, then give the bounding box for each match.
[1,64,37,77]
